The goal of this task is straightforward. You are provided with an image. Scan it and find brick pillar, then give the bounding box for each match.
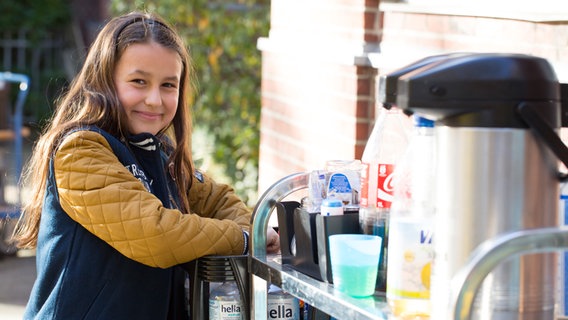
[258,0,381,193]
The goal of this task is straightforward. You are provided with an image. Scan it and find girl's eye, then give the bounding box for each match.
[131,79,145,85]
[163,82,178,89]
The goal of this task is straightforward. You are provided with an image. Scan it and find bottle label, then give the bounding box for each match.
[326,173,352,206]
[209,299,243,320]
[360,163,370,207]
[267,295,299,320]
[387,217,433,299]
[377,164,396,209]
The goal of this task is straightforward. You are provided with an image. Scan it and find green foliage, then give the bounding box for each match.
[111,0,269,204]
[0,0,71,125]
[0,0,70,40]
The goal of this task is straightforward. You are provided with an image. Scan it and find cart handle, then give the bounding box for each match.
[250,172,309,259]
[451,225,568,319]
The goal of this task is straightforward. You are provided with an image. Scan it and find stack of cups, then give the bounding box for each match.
[328,234,382,297]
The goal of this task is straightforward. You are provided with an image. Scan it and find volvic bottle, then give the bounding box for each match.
[386,115,435,319]
[359,106,411,291]
[209,281,243,320]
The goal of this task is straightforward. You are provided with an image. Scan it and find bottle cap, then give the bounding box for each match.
[322,198,343,207]
[414,115,434,128]
[321,198,344,216]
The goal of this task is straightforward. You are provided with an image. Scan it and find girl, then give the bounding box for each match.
[15,11,279,319]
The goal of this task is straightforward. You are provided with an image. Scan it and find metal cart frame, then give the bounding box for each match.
[249,172,568,319]
[249,172,391,320]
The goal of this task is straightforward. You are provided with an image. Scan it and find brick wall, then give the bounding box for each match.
[377,4,568,79]
[269,0,381,44]
[258,0,380,193]
[258,1,568,194]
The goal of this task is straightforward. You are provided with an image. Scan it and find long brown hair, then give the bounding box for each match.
[15,12,196,248]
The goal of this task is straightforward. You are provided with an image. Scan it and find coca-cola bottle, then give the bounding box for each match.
[359,105,411,291]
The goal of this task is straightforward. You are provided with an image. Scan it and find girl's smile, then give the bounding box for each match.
[114,41,182,135]
[134,110,163,121]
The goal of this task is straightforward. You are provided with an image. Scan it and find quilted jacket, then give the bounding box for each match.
[24,128,251,319]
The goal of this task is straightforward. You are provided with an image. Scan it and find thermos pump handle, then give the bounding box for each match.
[517,99,568,181]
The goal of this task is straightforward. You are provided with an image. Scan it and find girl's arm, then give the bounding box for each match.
[187,160,281,254]
[54,130,247,268]
[187,171,251,231]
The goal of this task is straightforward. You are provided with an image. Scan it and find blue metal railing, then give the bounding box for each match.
[0,72,29,219]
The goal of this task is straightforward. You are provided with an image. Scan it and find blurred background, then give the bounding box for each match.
[1,0,269,206]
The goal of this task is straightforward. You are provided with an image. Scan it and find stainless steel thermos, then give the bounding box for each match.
[383,53,565,319]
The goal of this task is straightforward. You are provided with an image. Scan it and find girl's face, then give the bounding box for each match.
[114,41,182,135]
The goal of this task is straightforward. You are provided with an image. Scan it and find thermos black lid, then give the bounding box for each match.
[391,53,561,128]
[379,53,469,109]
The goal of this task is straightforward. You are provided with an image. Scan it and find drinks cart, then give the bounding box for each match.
[248,172,568,320]
[247,53,568,320]
[249,172,391,319]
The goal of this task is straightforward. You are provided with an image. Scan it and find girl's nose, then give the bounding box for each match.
[145,86,162,107]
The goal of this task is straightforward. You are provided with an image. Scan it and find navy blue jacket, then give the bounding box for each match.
[24,128,188,319]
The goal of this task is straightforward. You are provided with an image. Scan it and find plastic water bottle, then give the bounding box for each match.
[209,281,243,320]
[320,197,344,216]
[359,106,411,291]
[386,115,435,319]
[267,284,300,320]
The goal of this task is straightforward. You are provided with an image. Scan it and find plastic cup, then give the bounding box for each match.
[328,234,382,297]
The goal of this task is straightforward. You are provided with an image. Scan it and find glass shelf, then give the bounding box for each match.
[250,254,392,320]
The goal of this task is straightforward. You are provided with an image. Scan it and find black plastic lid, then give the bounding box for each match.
[379,52,472,109]
[395,53,561,128]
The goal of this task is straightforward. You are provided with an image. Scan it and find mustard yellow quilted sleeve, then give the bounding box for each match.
[187,171,251,233]
[54,130,246,268]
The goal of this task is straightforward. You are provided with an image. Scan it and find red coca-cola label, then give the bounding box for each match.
[377,164,395,209]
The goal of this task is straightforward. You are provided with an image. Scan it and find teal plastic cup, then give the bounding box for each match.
[328,234,382,297]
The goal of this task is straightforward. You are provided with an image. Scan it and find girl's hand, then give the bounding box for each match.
[266,227,280,254]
